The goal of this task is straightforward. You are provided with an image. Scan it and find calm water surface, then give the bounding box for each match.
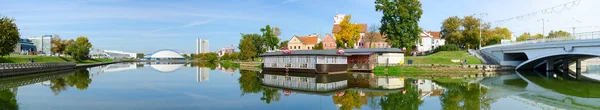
[1,62,600,110]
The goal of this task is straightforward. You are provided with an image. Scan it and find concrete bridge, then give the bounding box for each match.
[480,31,600,72]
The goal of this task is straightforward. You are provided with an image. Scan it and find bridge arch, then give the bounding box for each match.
[516,52,600,70]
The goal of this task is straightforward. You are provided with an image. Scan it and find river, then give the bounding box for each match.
[0,62,599,110]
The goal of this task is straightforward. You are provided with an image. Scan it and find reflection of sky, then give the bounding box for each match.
[15,65,343,110]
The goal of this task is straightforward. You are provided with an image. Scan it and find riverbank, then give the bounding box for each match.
[0,55,113,64]
[405,51,482,64]
[372,64,514,77]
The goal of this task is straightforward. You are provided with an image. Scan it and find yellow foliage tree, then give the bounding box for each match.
[334,15,361,48]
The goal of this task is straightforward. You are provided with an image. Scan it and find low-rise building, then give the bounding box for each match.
[13,39,37,54]
[322,34,337,49]
[360,32,390,48]
[217,45,235,56]
[416,31,445,53]
[288,34,321,50]
[27,35,53,55]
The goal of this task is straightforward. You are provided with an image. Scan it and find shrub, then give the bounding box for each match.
[434,45,461,53]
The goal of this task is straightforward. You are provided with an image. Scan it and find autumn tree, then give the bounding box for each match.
[547,30,570,38]
[517,32,543,41]
[0,16,20,56]
[363,24,382,48]
[483,27,511,46]
[51,37,69,56]
[375,0,423,48]
[441,16,463,46]
[334,15,361,49]
[239,33,258,61]
[460,16,483,49]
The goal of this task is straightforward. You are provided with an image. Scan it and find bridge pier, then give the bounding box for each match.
[576,58,582,79]
[545,59,554,71]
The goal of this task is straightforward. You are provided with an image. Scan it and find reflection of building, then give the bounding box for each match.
[372,76,405,89]
[102,63,139,72]
[217,64,235,74]
[196,38,209,54]
[260,72,348,92]
[414,79,444,98]
[196,67,209,83]
[27,35,53,55]
[148,62,185,72]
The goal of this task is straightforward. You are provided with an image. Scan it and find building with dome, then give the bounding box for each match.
[145,50,186,60]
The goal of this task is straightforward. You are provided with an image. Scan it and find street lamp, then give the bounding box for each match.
[537,19,549,37]
[473,13,487,49]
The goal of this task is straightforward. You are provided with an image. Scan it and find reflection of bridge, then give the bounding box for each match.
[479,73,600,109]
[0,70,74,90]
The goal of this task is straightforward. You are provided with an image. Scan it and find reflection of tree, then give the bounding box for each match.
[260,88,281,104]
[0,89,18,110]
[437,82,495,110]
[333,90,362,110]
[238,70,282,104]
[65,69,92,90]
[379,80,423,110]
[190,62,217,70]
[239,70,262,95]
[49,78,68,95]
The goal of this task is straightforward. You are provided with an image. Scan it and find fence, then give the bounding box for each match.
[0,62,76,77]
[376,63,515,72]
[482,31,600,50]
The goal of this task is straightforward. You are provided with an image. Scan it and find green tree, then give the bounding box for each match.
[0,89,18,110]
[238,70,262,95]
[260,88,281,104]
[239,34,258,61]
[312,42,324,50]
[0,16,20,56]
[230,52,240,61]
[483,27,511,46]
[65,37,92,60]
[547,30,570,38]
[364,24,382,48]
[441,16,463,46]
[438,82,495,110]
[461,16,482,49]
[261,25,280,51]
[379,80,423,110]
[334,15,361,49]
[220,53,231,60]
[136,53,145,59]
[375,0,423,49]
[279,40,289,49]
[517,32,543,41]
[203,53,218,62]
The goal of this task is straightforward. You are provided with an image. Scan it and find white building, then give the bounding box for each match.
[196,67,209,83]
[27,35,53,55]
[416,31,445,53]
[103,50,136,58]
[196,38,209,54]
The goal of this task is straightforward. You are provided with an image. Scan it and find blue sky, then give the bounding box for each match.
[1,0,599,54]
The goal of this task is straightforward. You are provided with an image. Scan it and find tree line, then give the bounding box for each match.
[1,15,93,61]
[238,25,281,61]
[441,16,512,49]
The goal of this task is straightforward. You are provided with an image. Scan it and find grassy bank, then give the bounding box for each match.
[0,55,113,64]
[405,51,482,64]
[372,66,478,76]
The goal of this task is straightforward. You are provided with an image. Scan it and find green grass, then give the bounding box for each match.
[405,51,482,64]
[372,66,478,76]
[0,55,113,64]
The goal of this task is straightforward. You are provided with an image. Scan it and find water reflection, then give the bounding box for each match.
[1,62,600,109]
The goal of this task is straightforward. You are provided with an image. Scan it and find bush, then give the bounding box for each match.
[434,45,461,53]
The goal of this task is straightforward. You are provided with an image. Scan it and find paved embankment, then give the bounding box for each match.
[0,62,76,77]
[0,61,120,77]
[378,64,515,72]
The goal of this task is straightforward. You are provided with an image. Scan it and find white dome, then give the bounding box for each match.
[150,64,184,72]
[149,50,185,59]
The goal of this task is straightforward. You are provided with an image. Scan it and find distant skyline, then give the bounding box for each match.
[1,0,599,53]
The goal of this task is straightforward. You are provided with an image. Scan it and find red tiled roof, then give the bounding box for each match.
[297,35,319,45]
[332,24,368,33]
[427,31,441,39]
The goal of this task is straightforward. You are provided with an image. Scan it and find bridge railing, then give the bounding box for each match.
[481,31,600,49]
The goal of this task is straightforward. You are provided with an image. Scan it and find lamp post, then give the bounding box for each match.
[537,19,549,37]
[473,13,487,49]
